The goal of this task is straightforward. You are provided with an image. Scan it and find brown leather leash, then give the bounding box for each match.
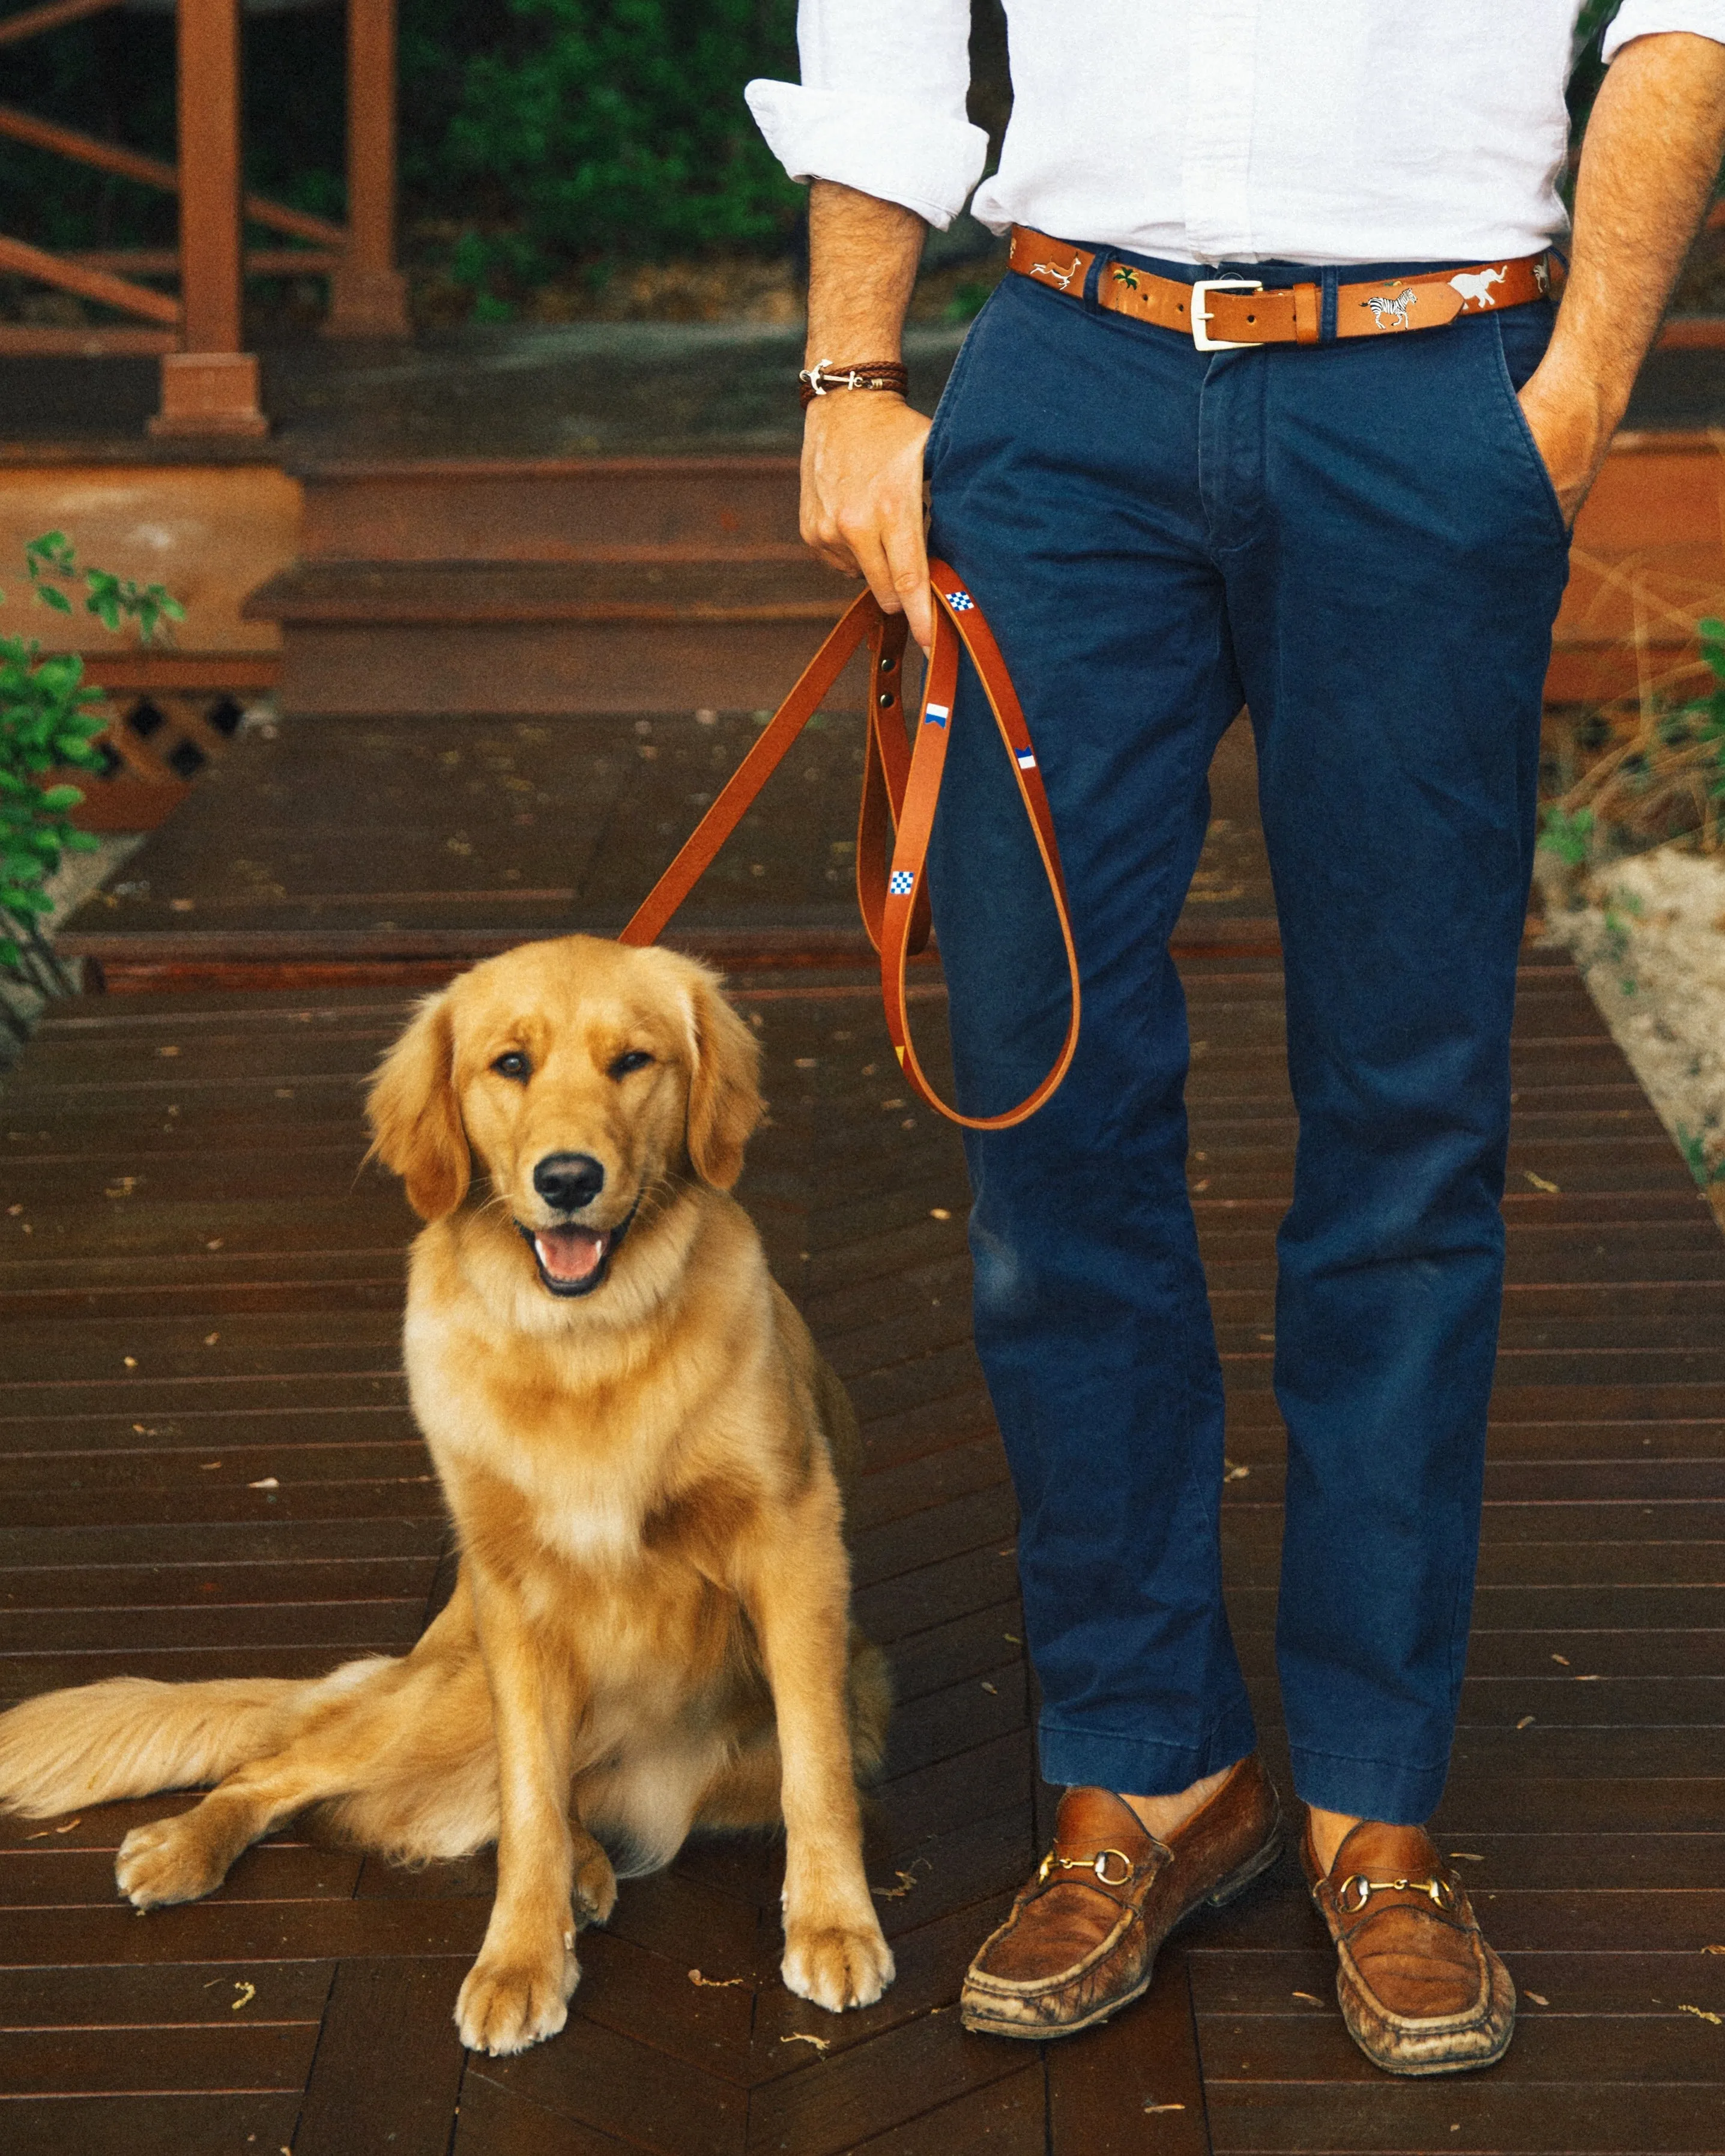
[620,561,1081,1130]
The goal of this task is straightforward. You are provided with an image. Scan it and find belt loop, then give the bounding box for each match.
[1320,266,1339,343]
[1082,250,1107,307]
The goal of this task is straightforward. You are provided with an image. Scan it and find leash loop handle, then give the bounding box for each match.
[878,563,1080,1131]
[618,563,1080,1132]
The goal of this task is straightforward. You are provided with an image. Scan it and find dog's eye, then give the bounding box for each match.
[492,1051,531,1081]
[609,1049,654,1080]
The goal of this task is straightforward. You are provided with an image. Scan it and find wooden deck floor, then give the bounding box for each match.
[4,729,1725,2150]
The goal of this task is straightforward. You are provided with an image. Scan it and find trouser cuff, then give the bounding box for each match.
[1037,1708,1258,1798]
[1290,1744,1449,1825]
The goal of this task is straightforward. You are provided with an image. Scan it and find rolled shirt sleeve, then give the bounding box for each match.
[1603,0,1725,56]
[745,0,989,229]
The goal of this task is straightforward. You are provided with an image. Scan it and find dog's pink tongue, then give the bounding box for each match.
[533,1227,608,1282]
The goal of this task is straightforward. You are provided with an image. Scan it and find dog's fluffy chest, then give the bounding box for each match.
[406,1299,779,1592]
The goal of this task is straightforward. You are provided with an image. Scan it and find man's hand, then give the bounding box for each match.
[1518,31,1725,529]
[802,391,934,649]
[1517,364,1614,528]
[801,180,933,644]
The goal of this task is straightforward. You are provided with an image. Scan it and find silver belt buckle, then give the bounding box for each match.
[1191,277,1264,351]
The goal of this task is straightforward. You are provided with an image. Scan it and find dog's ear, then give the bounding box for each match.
[681,963,763,1190]
[365,990,471,1220]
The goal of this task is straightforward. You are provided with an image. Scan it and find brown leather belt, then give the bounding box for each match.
[1008,226,1556,347]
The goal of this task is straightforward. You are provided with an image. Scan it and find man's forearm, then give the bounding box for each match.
[806,180,926,366]
[1524,31,1725,516]
[800,180,938,645]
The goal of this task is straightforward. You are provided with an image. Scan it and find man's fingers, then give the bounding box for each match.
[881,518,933,651]
[842,522,907,624]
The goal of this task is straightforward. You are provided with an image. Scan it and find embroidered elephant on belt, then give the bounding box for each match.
[1449,264,1509,311]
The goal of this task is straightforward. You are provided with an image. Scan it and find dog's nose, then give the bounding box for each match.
[533,1152,605,1212]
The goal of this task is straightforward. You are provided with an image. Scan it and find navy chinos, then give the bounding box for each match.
[922,251,1571,1822]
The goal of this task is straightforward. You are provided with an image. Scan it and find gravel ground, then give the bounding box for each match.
[1535,841,1725,1229]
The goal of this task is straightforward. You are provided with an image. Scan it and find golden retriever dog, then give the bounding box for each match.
[0,934,895,2053]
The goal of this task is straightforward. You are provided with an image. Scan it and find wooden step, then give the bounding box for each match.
[244,556,868,715]
[292,455,805,563]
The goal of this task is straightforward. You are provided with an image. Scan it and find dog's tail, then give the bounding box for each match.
[0,1662,389,1820]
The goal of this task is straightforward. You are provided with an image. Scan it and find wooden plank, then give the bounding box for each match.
[0,1842,363,1906]
[565,1927,754,2081]
[0,1556,438,1611]
[1047,1949,1211,2156]
[294,1957,468,2156]
[0,1897,488,1965]
[453,2071,634,2152]
[746,1894,1016,2080]
[0,2095,303,2156]
[1204,2082,1725,2152]
[853,1485,1018,1593]
[745,2000,1027,2156]
[0,2020,316,2094]
[886,1664,1029,1781]
[0,1597,422,1652]
[844,2068,1047,2156]
[470,2009,748,2156]
[0,1957,333,2024]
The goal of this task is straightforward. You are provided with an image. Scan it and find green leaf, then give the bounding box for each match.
[32,585,72,615]
[38,785,83,810]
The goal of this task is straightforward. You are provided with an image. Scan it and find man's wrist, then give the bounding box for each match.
[1523,341,1623,450]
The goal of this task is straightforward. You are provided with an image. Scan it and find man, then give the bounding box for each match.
[748,4,1725,2074]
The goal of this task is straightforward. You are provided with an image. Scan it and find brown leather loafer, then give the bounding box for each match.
[959,1754,1281,2039]
[1302,1814,1515,2075]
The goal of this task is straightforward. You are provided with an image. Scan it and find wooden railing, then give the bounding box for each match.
[0,0,408,433]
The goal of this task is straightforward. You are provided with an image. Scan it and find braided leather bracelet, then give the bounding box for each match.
[799,357,909,409]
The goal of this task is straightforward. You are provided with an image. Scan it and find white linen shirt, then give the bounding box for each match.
[747,1,1725,267]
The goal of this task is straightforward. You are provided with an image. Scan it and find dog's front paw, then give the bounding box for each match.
[782,1918,895,2012]
[572,1838,617,1927]
[455,1931,580,2055]
[115,1814,233,1909]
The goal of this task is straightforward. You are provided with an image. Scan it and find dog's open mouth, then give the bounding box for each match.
[516,1201,637,1298]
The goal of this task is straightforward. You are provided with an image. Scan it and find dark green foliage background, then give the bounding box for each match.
[0,0,800,275]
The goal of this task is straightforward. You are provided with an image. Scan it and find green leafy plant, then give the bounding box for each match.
[0,534,183,1032]
[1600,882,1643,996]
[1676,1122,1725,1191]
[1537,802,1595,872]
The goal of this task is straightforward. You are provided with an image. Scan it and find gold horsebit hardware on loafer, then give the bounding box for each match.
[1335,1872,1457,1915]
[1038,1846,1135,1888]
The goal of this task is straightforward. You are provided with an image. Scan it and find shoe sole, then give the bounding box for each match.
[959,1825,1284,2042]
[1354,2025,1515,2077]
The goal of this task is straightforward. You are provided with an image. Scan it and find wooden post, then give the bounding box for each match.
[325,0,411,338]
[151,0,267,436]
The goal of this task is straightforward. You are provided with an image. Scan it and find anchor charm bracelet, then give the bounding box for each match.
[798,358,910,410]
